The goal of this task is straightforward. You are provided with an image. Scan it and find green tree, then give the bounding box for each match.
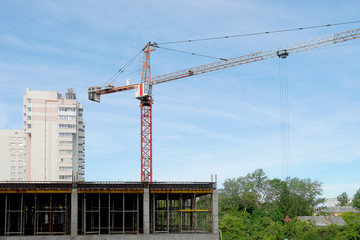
[287,177,325,211]
[219,211,250,240]
[337,192,349,206]
[219,170,329,239]
[220,169,268,213]
[266,177,324,218]
[341,212,360,239]
[352,188,360,210]
[288,220,320,240]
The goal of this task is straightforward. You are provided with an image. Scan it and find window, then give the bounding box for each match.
[27,124,31,128]
[18,149,23,153]
[59,115,76,120]
[11,143,16,147]
[11,166,16,170]
[59,141,73,146]
[18,154,25,158]
[27,98,31,103]
[18,166,23,170]
[27,107,31,112]
[18,172,23,176]
[18,178,24,181]
[59,150,73,155]
[59,124,76,129]
[11,178,16,181]
[19,143,24,147]
[18,160,23,165]
[11,149,16,153]
[11,160,16,165]
[58,158,72,163]
[59,132,73,137]
[19,137,25,141]
[59,107,76,112]
[27,116,31,120]
[59,175,72,180]
[11,172,16,176]
[11,137,16,141]
[10,154,16,159]
[59,166,72,172]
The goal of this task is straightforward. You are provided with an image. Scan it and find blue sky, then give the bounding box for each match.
[1,0,360,198]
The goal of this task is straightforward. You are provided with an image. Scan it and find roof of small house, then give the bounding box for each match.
[297,216,346,227]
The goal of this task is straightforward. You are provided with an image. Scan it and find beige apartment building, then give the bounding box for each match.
[0,88,85,181]
[0,130,26,181]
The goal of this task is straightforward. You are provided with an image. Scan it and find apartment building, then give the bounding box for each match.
[327,198,354,207]
[0,130,26,181]
[0,88,85,181]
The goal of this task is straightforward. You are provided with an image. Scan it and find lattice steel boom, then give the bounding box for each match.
[151,27,360,85]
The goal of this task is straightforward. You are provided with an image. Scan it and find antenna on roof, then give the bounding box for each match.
[66,88,76,99]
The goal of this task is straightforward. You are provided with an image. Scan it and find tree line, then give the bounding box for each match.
[218,169,360,239]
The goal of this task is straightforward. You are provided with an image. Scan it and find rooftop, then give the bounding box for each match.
[298,216,346,227]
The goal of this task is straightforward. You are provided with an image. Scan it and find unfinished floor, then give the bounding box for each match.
[0,182,218,240]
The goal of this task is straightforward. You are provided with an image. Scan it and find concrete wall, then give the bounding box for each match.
[212,189,219,235]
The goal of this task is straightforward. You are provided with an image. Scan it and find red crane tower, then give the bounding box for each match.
[88,27,360,182]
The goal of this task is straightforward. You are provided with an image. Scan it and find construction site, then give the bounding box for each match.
[0,181,218,239]
[1,22,360,239]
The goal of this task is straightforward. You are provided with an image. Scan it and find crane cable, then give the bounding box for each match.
[103,50,143,86]
[102,21,360,88]
[153,45,228,61]
[152,21,360,62]
[155,20,360,45]
[279,55,291,179]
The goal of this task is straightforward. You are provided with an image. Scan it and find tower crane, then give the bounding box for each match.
[88,27,360,182]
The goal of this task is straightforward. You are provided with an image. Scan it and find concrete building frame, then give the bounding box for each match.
[0,182,218,240]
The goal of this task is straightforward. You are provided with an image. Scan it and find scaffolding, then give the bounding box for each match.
[78,193,142,235]
[151,193,212,233]
[0,181,216,236]
[1,193,71,236]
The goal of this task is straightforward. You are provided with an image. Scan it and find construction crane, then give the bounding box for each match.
[88,27,360,182]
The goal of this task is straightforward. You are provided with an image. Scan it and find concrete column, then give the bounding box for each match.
[143,188,150,234]
[71,188,78,237]
[212,189,219,235]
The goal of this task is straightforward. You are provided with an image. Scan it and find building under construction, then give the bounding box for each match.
[0,181,218,239]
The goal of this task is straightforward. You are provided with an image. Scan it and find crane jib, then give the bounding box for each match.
[151,27,360,85]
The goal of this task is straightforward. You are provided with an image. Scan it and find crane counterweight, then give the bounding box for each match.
[88,86,101,103]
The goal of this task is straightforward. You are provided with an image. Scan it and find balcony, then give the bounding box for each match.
[78,161,85,169]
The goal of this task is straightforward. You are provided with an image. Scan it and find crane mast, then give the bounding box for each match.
[139,43,155,182]
[88,27,360,182]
